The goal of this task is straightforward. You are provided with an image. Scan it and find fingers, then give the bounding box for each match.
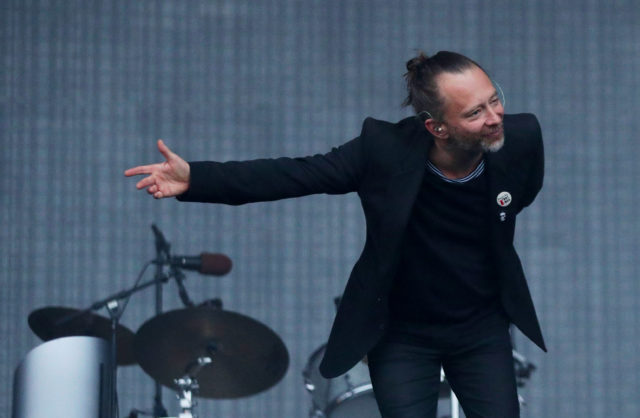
[142,180,165,199]
[124,140,172,177]
[137,176,156,190]
[124,163,159,177]
[125,140,180,200]
[146,184,163,199]
[143,182,165,199]
[146,184,159,195]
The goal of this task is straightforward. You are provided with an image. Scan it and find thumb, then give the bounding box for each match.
[157,139,175,161]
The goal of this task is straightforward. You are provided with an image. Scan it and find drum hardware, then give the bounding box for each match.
[518,394,527,408]
[513,349,536,387]
[302,296,380,417]
[28,306,137,366]
[133,305,289,399]
[126,408,154,417]
[25,225,241,417]
[510,325,537,390]
[172,264,196,308]
[24,225,290,417]
[146,224,233,415]
[303,344,381,418]
[173,356,212,418]
[439,368,460,418]
[512,349,536,408]
[29,299,136,417]
[28,269,169,417]
[343,371,356,390]
[198,297,223,310]
[151,223,176,416]
[13,336,112,418]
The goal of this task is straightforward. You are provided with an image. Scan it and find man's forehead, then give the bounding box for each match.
[436,67,495,110]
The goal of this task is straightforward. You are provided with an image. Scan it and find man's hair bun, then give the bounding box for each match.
[405,51,430,76]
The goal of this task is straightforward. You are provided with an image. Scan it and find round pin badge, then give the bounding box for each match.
[497,191,512,207]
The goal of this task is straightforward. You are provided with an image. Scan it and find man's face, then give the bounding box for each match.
[436,66,505,153]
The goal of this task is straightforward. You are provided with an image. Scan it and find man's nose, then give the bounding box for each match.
[486,104,504,125]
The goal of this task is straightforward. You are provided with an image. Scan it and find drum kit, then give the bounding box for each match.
[25,301,289,417]
[15,225,292,418]
[15,225,538,418]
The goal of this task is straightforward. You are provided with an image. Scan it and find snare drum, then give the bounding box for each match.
[302,344,381,418]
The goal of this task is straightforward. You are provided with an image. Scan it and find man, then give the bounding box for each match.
[125,51,545,417]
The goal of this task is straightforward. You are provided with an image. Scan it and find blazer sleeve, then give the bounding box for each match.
[520,114,545,209]
[177,132,368,205]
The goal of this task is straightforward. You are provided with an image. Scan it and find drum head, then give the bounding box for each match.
[304,343,381,418]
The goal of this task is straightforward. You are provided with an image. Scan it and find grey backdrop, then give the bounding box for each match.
[2,0,639,416]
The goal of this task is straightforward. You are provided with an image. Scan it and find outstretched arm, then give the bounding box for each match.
[124,139,191,199]
[177,134,367,205]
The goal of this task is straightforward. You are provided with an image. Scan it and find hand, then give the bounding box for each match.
[124,139,191,199]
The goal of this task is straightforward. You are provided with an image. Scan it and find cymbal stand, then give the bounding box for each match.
[440,368,460,418]
[511,326,536,408]
[449,389,460,418]
[151,224,171,417]
[105,299,123,418]
[175,356,213,418]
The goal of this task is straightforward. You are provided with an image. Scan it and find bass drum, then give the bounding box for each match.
[303,344,381,418]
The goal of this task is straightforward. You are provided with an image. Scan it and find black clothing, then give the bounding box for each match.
[377,167,518,417]
[389,167,500,329]
[177,113,546,378]
[368,322,519,418]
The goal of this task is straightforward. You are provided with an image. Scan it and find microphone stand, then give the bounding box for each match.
[151,224,170,418]
[56,225,194,417]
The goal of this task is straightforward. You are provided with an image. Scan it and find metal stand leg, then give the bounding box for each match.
[441,367,461,418]
[174,356,213,418]
[450,389,460,418]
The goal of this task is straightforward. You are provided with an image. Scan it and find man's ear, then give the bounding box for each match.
[425,119,448,138]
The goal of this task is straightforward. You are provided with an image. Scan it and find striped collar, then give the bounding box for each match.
[426,159,485,184]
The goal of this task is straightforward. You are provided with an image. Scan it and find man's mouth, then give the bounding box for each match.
[486,126,503,139]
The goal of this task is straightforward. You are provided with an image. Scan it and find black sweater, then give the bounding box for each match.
[389,165,505,339]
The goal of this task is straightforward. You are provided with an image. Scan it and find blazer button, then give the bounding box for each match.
[376,297,382,303]
[379,323,385,330]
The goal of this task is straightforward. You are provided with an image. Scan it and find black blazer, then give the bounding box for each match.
[178,113,546,378]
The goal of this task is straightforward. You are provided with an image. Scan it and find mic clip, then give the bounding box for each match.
[171,266,195,308]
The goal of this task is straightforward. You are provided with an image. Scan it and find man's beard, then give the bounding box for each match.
[482,135,505,152]
[447,125,505,153]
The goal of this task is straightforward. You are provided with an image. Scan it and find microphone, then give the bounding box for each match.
[151,224,170,255]
[169,253,232,276]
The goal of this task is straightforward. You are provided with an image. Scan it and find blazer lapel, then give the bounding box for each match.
[380,127,430,278]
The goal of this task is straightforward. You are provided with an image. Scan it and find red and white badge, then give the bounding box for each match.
[496,191,512,207]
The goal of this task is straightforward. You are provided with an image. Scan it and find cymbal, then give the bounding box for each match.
[134,306,289,399]
[28,306,136,366]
